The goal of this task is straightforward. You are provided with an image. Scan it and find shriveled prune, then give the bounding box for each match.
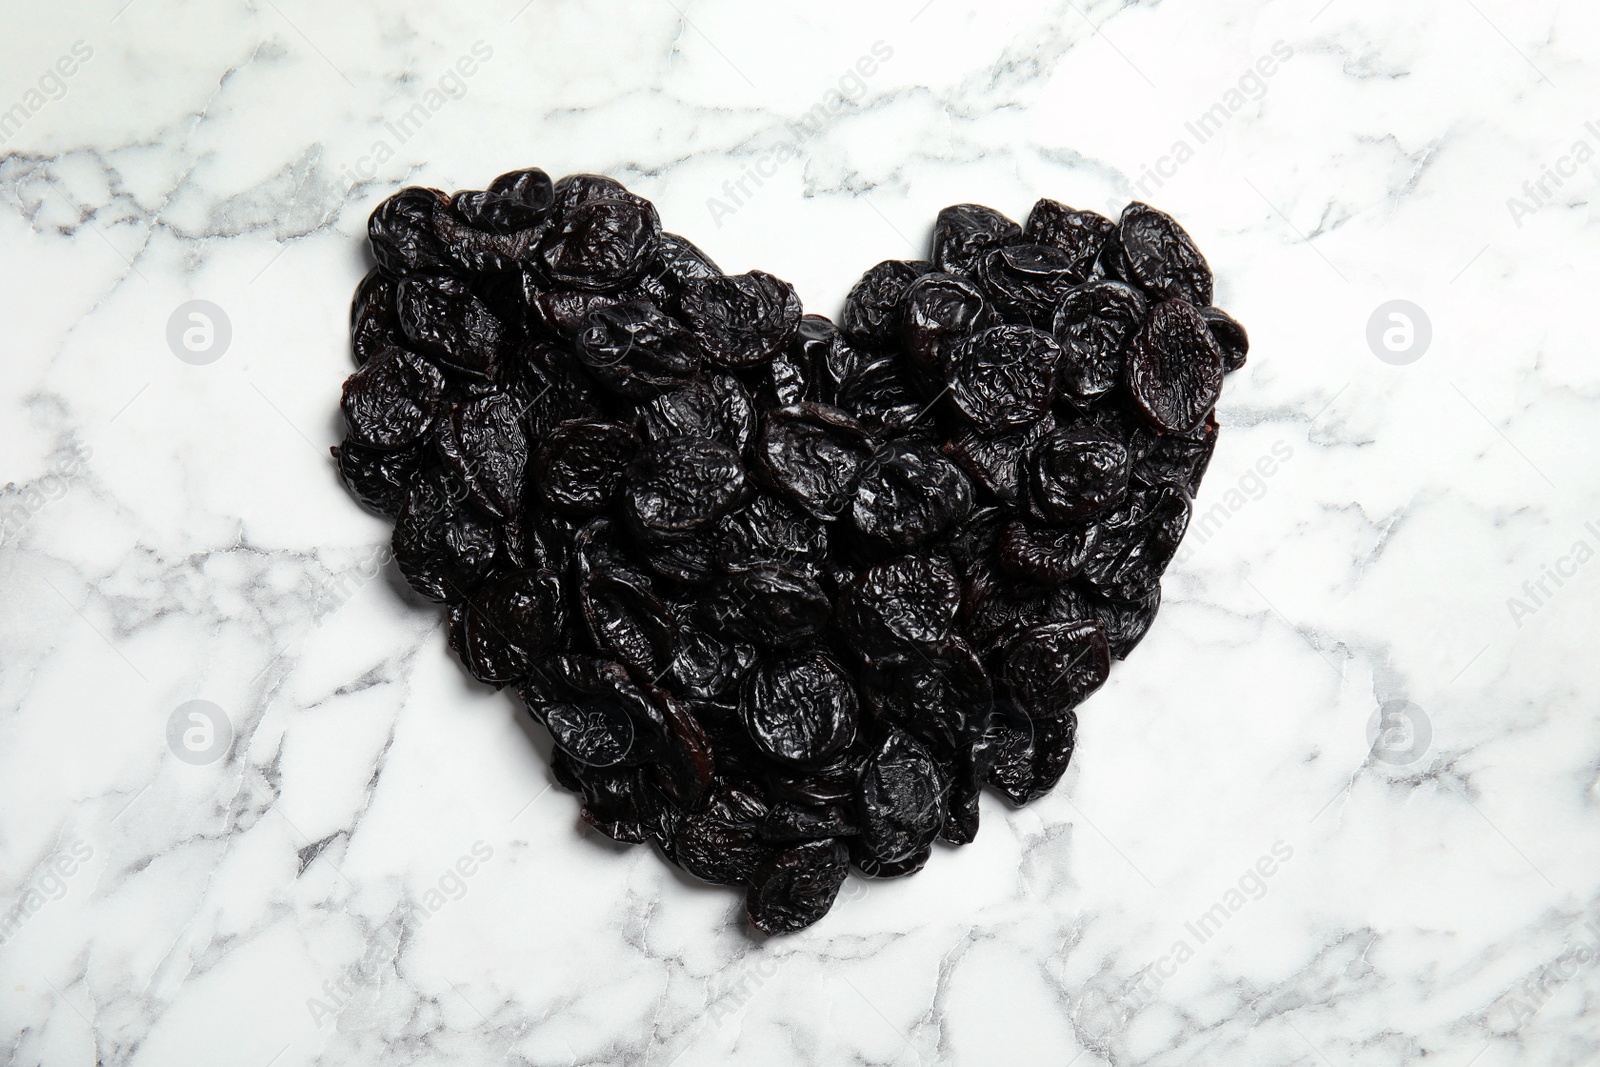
[679,271,802,368]
[740,647,858,765]
[932,203,1022,277]
[338,169,1248,935]
[946,325,1059,431]
[538,195,661,291]
[1125,298,1225,434]
[1117,202,1213,306]
[622,436,748,541]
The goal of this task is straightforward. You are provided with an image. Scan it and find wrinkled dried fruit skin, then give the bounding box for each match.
[539,196,662,291]
[746,838,849,934]
[534,420,640,515]
[1118,202,1213,306]
[338,169,1248,935]
[1023,199,1115,280]
[1052,280,1147,405]
[622,436,748,541]
[851,440,974,550]
[575,299,701,397]
[946,325,1059,431]
[1003,620,1111,719]
[679,271,802,368]
[741,648,858,765]
[755,403,873,521]
[1028,426,1132,524]
[1125,299,1225,434]
[932,204,1023,277]
[842,259,934,348]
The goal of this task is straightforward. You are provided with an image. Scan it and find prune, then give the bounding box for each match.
[900,272,997,377]
[1023,199,1115,280]
[622,436,748,541]
[1002,620,1111,719]
[575,299,701,397]
[396,273,503,376]
[1028,426,1132,524]
[842,259,934,348]
[740,647,858,765]
[538,196,662,291]
[679,271,802,368]
[932,204,1022,277]
[333,438,421,516]
[340,346,445,450]
[638,373,754,451]
[1052,280,1147,405]
[746,838,849,935]
[451,167,554,234]
[850,440,973,549]
[856,728,946,866]
[338,169,1248,934]
[533,420,640,515]
[946,325,1059,431]
[1118,202,1213,306]
[838,556,961,658]
[1125,298,1225,434]
[755,403,873,521]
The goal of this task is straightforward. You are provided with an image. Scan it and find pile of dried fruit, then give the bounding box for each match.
[335,168,1246,933]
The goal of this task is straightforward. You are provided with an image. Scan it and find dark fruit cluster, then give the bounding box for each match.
[334,167,1246,934]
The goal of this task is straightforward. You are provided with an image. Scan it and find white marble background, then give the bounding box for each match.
[1,0,1597,1063]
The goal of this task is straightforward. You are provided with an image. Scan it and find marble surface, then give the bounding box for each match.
[2,0,1598,1063]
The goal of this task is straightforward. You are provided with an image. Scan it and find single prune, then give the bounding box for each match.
[544,698,637,767]
[533,420,640,515]
[850,440,974,549]
[837,555,961,658]
[741,647,858,766]
[679,271,802,368]
[333,438,421,516]
[575,299,701,397]
[1028,426,1131,524]
[745,838,850,935]
[539,196,662,291]
[638,373,754,451]
[340,346,445,450]
[622,436,748,541]
[451,167,554,234]
[391,468,498,601]
[436,393,527,519]
[369,187,451,274]
[976,244,1080,328]
[1002,620,1110,719]
[1052,280,1147,405]
[1200,305,1249,371]
[1125,298,1225,434]
[351,267,402,366]
[396,273,504,376]
[755,403,874,521]
[856,727,946,865]
[842,259,934,348]
[946,325,1059,431]
[932,203,1022,277]
[451,568,564,684]
[581,568,677,679]
[1022,199,1115,280]
[1118,202,1213,305]
[704,564,831,648]
[997,520,1097,583]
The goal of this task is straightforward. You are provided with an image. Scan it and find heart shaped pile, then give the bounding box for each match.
[334,167,1246,933]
